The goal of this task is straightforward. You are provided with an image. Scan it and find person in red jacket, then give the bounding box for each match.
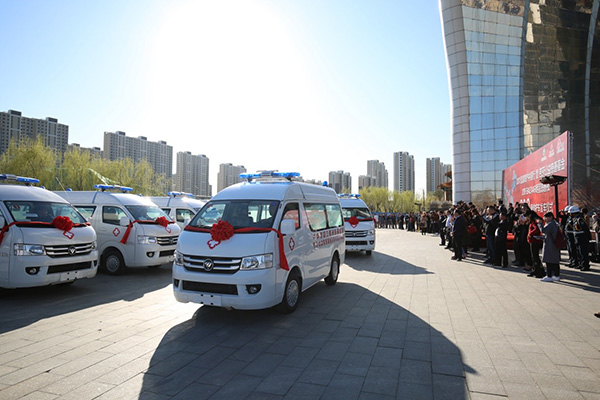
[526,216,545,278]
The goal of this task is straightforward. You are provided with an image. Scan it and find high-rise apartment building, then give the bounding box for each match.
[217,163,246,192]
[393,151,415,192]
[328,170,352,193]
[0,110,68,154]
[358,175,375,190]
[366,160,388,188]
[103,131,173,178]
[426,157,444,193]
[67,143,103,158]
[176,152,211,196]
[440,0,600,205]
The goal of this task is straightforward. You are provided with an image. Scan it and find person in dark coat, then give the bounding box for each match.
[451,210,467,261]
[540,212,561,282]
[495,212,510,268]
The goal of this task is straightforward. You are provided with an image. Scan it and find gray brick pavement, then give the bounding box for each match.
[0,229,599,399]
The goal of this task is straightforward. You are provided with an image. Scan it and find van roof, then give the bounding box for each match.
[339,197,369,208]
[149,196,206,209]
[1,185,70,203]
[55,191,157,206]
[213,181,338,202]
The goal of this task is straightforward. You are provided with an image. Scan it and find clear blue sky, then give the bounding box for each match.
[0,0,451,195]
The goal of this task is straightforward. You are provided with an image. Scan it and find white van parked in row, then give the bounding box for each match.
[173,171,345,312]
[56,185,181,274]
[149,192,207,230]
[339,194,376,255]
[0,174,98,288]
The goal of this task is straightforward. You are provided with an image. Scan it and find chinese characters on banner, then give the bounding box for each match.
[502,131,570,214]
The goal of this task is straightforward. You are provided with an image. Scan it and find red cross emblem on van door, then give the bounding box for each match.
[289,237,295,251]
[113,228,120,237]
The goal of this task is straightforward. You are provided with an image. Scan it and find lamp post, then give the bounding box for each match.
[539,175,567,217]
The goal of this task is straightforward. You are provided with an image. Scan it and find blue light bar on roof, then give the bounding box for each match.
[239,171,300,181]
[0,174,40,184]
[168,191,194,197]
[94,184,133,192]
[338,193,361,198]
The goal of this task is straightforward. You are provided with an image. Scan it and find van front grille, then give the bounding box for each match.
[45,243,94,258]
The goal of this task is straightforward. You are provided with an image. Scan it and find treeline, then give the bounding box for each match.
[358,186,450,213]
[0,138,169,195]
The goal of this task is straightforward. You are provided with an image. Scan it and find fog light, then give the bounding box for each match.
[246,284,261,294]
[370,241,375,245]
[26,267,40,275]
[173,279,180,288]
[146,252,155,258]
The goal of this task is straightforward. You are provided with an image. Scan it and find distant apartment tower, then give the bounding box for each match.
[217,163,246,192]
[67,143,103,158]
[103,131,173,177]
[393,151,415,192]
[366,160,388,188]
[176,152,211,196]
[442,163,452,182]
[426,157,444,193]
[358,175,375,190]
[0,109,68,154]
[328,170,351,193]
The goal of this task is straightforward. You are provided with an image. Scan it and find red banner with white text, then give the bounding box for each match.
[502,131,570,214]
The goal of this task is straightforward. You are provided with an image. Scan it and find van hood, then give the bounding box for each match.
[18,225,97,244]
[178,230,269,257]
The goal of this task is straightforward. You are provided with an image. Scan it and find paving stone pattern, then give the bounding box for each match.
[0,230,599,399]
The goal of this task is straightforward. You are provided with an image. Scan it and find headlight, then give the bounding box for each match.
[174,250,184,266]
[137,235,157,244]
[91,240,97,250]
[14,244,45,256]
[241,253,273,270]
[368,229,375,236]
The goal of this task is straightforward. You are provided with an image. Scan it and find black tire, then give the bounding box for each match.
[324,256,339,286]
[102,249,126,275]
[146,265,162,269]
[366,250,372,256]
[280,271,301,313]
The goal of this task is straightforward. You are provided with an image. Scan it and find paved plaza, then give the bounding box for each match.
[0,229,599,400]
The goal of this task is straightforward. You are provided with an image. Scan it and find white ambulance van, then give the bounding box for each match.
[339,194,376,255]
[0,174,98,288]
[148,192,207,230]
[56,185,181,274]
[173,171,345,313]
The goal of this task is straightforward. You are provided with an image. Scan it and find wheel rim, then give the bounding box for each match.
[105,255,120,273]
[331,260,339,281]
[286,279,299,307]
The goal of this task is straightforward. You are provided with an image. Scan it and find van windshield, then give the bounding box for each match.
[342,207,372,219]
[126,205,170,221]
[4,201,87,224]
[191,200,280,229]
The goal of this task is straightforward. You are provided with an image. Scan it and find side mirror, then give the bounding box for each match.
[280,219,296,235]
[183,217,191,226]
[119,216,130,227]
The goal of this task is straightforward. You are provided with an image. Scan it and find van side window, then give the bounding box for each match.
[161,208,170,215]
[304,203,328,231]
[176,208,194,223]
[325,204,343,228]
[76,206,96,221]
[281,203,300,230]
[103,206,127,225]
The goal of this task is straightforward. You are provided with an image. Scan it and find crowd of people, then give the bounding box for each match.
[375,202,599,318]
[375,201,599,280]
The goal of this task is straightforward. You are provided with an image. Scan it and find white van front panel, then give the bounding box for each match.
[127,223,180,267]
[173,230,289,309]
[6,225,98,288]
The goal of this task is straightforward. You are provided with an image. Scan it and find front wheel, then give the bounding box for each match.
[280,271,301,313]
[102,249,126,275]
[324,257,339,286]
[365,250,372,256]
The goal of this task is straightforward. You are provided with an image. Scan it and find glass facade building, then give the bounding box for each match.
[440,0,600,207]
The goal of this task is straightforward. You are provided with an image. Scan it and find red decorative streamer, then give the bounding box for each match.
[0,219,89,246]
[345,217,375,228]
[184,222,290,270]
[120,217,175,244]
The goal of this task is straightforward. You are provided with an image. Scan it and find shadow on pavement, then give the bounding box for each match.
[0,266,172,334]
[343,251,433,275]
[139,282,473,399]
